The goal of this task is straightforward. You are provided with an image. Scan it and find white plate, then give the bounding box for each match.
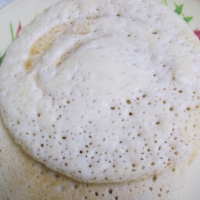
[0,0,200,199]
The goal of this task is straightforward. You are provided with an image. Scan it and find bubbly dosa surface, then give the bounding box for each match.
[0,0,200,184]
[0,117,189,200]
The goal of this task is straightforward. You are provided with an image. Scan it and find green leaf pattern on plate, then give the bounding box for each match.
[173,2,193,23]
[174,4,184,15]
[0,53,5,65]
[9,22,15,41]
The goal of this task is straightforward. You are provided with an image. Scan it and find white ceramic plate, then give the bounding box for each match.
[0,0,200,199]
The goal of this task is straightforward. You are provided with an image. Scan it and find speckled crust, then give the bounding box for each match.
[0,117,187,200]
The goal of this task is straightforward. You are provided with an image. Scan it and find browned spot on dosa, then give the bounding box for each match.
[24,59,32,71]
[30,24,68,56]
[24,24,68,71]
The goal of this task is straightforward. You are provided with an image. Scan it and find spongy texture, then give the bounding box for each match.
[0,0,200,183]
[0,117,189,200]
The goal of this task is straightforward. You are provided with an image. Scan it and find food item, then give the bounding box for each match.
[0,0,200,199]
[0,117,189,200]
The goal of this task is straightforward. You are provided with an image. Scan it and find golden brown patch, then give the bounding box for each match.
[25,24,68,71]
[24,59,32,71]
[30,24,68,56]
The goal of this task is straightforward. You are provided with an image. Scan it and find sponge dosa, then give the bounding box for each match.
[0,0,200,198]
